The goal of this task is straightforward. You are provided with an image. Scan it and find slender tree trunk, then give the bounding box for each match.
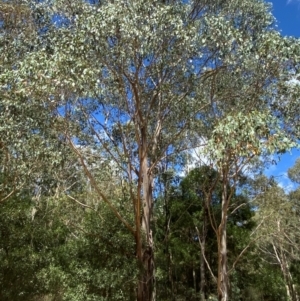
[275,246,299,301]
[200,240,206,301]
[136,128,155,301]
[200,200,208,301]
[217,178,229,301]
[193,264,197,295]
[284,259,299,301]
[164,184,175,301]
[217,220,229,301]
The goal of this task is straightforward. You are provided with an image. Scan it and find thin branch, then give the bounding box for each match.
[195,226,217,283]
[228,215,271,273]
[0,188,16,203]
[229,235,263,273]
[66,194,102,217]
[67,136,135,236]
[229,203,246,216]
[0,180,25,203]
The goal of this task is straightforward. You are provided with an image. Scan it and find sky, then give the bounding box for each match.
[52,0,300,191]
[264,0,300,191]
[270,0,300,38]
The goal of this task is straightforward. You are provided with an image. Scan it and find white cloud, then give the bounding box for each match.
[277,172,296,193]
[177,137,211,177]
[287,0,300,4]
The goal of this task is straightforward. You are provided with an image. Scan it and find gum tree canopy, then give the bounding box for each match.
[1,0,299,300]
[0,1,69,203]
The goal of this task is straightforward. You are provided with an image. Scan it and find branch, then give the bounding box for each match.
[229,203,246,216]
[195,226,217,283]
[0,180,25,203]
[66,194,103,219]
[0,188,16,203]
[67,136,135,236]
[228,214,271,273]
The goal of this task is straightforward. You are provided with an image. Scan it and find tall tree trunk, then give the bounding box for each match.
[136,129,155,301]
[200,239,206,301]
[164,179,175,301]
[217,178,229,301]
[199,200,208,301]
[284,256,299,301]
[275,245,299,301]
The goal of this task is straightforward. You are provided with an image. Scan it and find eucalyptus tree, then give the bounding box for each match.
[0,1,71,203]
[288,158,300,185]
[203,111,296,300]
[192,1,300,299]
[254,180,300,301]
[5,1,208,300]
[2,0,300,300]
[154,165,255,301]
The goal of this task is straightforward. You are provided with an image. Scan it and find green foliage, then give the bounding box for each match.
[288,158,300,184]
[155,166,256,300]
[0,1,69,201]
[206,111,296,162]
[0,194,67,300]
[0,0,299,300]
[252,172,300,301]
[0,188,138,301]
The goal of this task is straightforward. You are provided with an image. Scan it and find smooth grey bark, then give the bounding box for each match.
[217,174,230,301]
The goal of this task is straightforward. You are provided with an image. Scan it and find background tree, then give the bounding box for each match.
[155,166,256,301]
[0,0,70,204]
[0,170,138,301]
[253,171,300,301]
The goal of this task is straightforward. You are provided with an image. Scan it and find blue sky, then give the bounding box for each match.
[265,0,300,191]
[270,0,300,38]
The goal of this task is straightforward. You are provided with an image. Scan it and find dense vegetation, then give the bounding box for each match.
[0,0,299,300]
